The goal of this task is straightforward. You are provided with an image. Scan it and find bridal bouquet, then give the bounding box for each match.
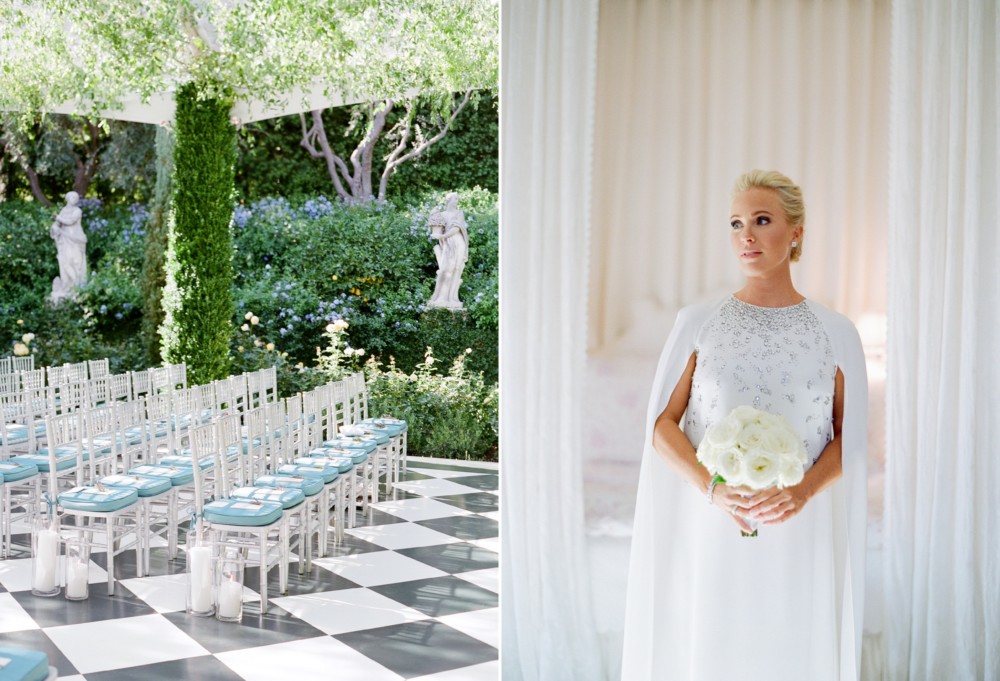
[696,405,808,535]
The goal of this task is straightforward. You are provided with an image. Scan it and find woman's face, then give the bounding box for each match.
[729,187,801,279]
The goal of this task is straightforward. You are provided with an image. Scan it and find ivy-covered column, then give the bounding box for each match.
[160,82,236,383]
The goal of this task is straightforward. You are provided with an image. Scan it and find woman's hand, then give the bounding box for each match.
[744,485,810,525]
[712,483,757,533]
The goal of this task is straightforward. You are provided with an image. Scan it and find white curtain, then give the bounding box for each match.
[588,0,890,354]
[885,1,1000,679]
[499,1,604,679]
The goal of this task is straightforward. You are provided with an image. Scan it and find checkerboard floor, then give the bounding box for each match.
[0,459,499,680]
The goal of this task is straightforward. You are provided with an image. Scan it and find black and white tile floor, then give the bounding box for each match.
[0,459,499,680]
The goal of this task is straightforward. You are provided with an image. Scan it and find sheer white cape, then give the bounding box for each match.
[620,298,867,681]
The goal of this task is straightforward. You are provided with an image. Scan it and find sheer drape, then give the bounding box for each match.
[885,1,1000,679]
[588,0,889,354]
[499,1,604,679]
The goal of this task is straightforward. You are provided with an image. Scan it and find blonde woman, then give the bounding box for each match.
[621,171,868,681]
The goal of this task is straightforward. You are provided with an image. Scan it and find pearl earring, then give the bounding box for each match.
[791,241,798,248]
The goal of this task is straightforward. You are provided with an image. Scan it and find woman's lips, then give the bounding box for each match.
[741,250,762,258]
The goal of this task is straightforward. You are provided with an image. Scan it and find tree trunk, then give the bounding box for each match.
[302,93,473,204]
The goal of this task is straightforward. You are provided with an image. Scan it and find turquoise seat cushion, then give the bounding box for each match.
[0,460,39,483]
[0,646,49,681]
[276,463,339,484]
[11,446,85,472]
[100,474,172,497]
[158,454,214,470]
[299,454,355,473]
[128,464,195,486]
[360,418,407,435]
[320,437,377,454]
[59,485,138,513]
[254,474,324,497]
[340,428,390,445]
[232,485,305,509]
[0,428,28,446]
[311,446,368,465]
[203,498,283,526]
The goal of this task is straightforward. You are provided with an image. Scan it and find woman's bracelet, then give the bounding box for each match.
[706,476,720,504]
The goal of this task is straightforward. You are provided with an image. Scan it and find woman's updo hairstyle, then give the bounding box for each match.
[732,170,806,262]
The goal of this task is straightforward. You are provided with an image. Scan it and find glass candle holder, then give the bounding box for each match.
[185,532,215,617]
[31,515,61,597]
[64,534,91,601]
[215,547,244,623]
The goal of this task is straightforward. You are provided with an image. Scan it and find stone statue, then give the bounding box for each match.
[427,192,469,310]
[49,191,88,304]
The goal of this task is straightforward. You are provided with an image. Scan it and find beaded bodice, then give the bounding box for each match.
[684,296,836,464]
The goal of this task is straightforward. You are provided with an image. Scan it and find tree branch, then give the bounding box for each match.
[0,133,51,206]
[299,110,351,201]
[377,90,472,201]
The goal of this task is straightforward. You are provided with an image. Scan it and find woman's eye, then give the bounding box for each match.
[756,216,770,225]
[730,220,742,230]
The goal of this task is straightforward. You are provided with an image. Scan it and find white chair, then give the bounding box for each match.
[87,358,110,379]
[189,416,289,613]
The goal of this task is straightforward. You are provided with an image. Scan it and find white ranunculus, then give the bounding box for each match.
[705,414,742,450]
[716,447,746,486]
[744,449,779,489]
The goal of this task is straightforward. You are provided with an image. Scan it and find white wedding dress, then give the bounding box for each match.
[620,296,868,681]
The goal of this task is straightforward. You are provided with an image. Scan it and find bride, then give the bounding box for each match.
[620,170,867,681]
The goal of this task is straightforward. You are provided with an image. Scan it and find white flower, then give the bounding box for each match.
[715,447,746,486]
[265,342,275,351]
[737,423,767,451]
[333,319,349,331]
[705,414,742,450]
[241,323,249,332]
[465,348,472,354]
[12,342,29,356]
[744,450,780,489]
[21,333,34,343]
[250,316,260,325]
[355,349,365,357]
[426,357,435,366]
[244,312,253,320]
[237,346,244,352]
[778,454,806,487]
[343,347,354,356]
[325,323,336,334]
[729,405,759,423]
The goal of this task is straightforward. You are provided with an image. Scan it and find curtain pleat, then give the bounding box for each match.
[886,0,1000,678]
[588,0,890,353]
[500,0,604,679]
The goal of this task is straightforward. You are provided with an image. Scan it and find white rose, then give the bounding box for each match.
[22,333,35,343]
[744,449,780,489]
[355,348,365,357]
[245,312,253,320]
[250,316,260,325]
[705,414,741,450]
[737,423,766,451]
[241,323,250,332]
[730,405,760,424]
[777,452,806,487]
[757,411,784,431]
[325,323,336,334]
[344,347,354,356]
[716,447,746,486]
[767,425,800,457]
[333,319,349,331]
[696,440,720,469]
